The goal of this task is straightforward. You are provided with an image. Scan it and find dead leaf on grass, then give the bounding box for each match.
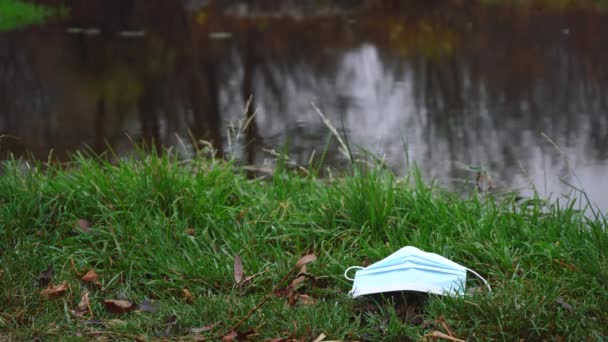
[76,290,92,316]
[234,255,244,285]
[287,293,317,307]
[222,330,238,342]
[38,265,54,287]
[41,282,68,297]
[103,299,135,314]
[295,254,316,268]
[295,294,316,306]
[77,219,91,233]
[81,269,101,286]
[291,275,307,289]
[183,288,196,303]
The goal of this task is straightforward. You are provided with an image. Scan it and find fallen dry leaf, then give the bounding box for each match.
[76,290,91,314]
[290,275,307,289]
[41,282,68,297]
[81,269,101,286]
[295,254,316,268]
[38,265,54,287]
[103,299,135,314]
[221,330,238,342]
[183,288,196,303]
[295,294,316,306]
[234,255,244,285]
[77,219,91,233]
[287,292,317,307]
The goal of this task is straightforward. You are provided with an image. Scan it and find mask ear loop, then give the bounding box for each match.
[465,267,492,293]
[344,266,364,281]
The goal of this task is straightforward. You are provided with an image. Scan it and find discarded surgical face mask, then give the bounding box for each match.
[344,246,491,297]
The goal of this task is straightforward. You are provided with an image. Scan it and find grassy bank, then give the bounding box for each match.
[0,151,606,341]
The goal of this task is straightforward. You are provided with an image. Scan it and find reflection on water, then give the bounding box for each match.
[1,1,607,210]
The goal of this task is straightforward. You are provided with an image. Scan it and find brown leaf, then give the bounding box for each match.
[234,255,244,284]
[184,228,196,236]
[38,265,54,287]
[77,290,91,312]
[77,219,91,233]
[295,254,316,268]
[103,299,135,314]
[74,290,93,318]
[287,291,298,307]
[274,286,294,298]
[81,269,101,286]
[290,275,307,289]
[41,282,68,297]
[221,331,238,342]
[295,294,316,306]
[183,288,196,303]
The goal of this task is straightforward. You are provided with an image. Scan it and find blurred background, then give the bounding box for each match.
[1,0,607,210]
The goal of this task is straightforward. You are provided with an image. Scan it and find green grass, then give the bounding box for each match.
[0,0,58,31]
[0,150,606,341]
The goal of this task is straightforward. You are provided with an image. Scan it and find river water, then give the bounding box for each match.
[1,1,607,211]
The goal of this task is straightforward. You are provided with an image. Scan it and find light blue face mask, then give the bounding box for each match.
[344,246,491,297]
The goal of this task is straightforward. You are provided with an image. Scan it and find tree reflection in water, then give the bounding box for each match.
[1,0,607,208]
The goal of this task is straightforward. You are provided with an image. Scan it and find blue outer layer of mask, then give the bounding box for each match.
[347,246,468,297]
